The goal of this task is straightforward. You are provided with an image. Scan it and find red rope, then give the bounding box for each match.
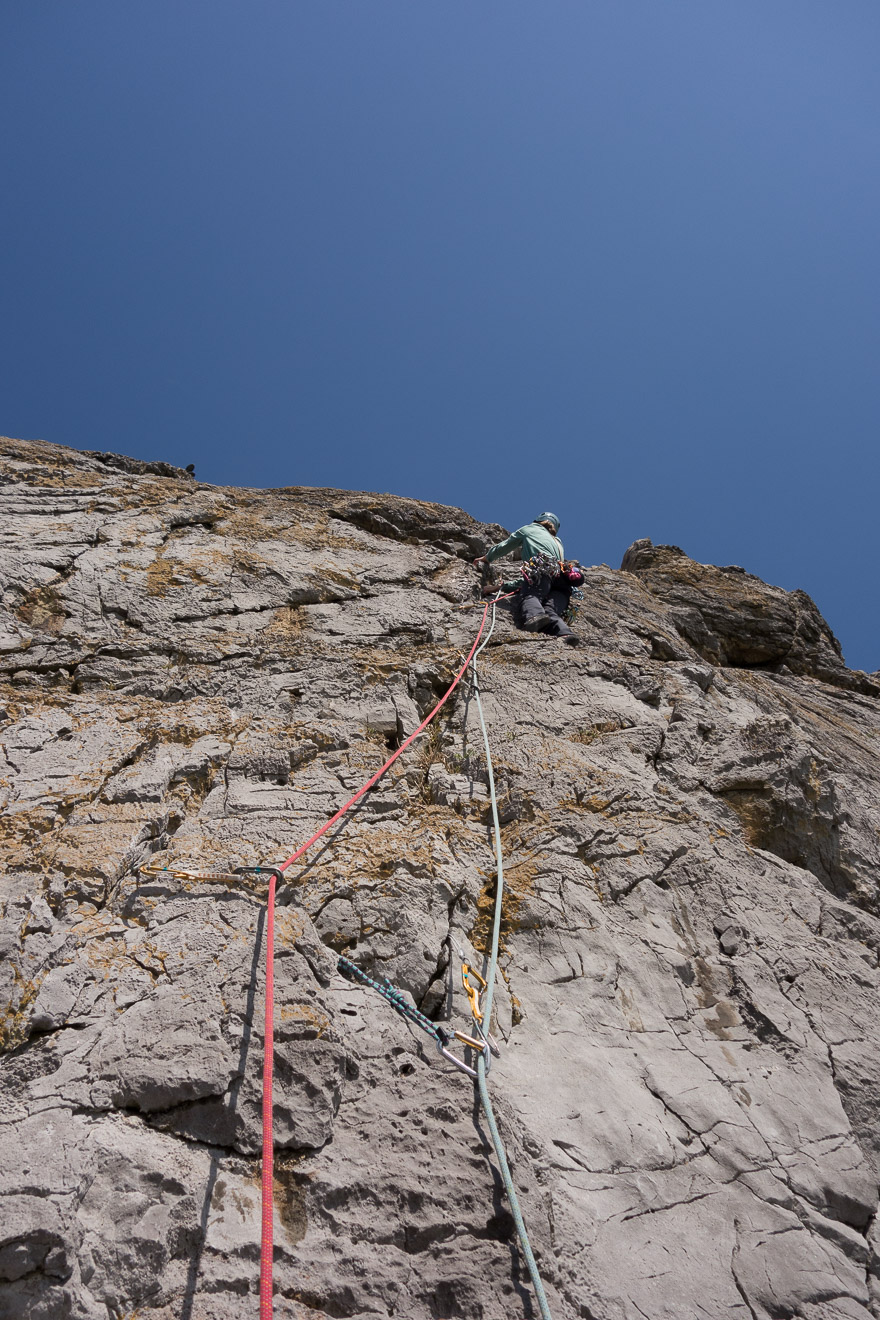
[275,601,491,875]
[260,871,275,1318]
[259,602,491,1317]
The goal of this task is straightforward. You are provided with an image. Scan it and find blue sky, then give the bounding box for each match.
[2,2,878,671]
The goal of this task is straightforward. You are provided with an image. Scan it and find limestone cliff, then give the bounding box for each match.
[1,435,879,1320]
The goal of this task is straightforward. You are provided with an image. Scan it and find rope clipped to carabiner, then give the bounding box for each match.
[137,860,283,890]
[460,959,501,1057]
[468,596,555,1320]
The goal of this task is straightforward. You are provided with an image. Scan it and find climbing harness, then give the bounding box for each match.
[517,552,585,628]
[518,551,585,586]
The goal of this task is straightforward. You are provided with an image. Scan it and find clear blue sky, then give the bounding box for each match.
[2,2,878,671]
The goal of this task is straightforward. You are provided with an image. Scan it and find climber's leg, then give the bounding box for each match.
[542,588,574,638]
[517,580,551,632]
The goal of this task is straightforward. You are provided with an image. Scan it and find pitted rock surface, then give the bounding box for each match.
[1,434,879,1320]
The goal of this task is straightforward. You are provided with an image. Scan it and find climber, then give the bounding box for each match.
[474,512,581,645]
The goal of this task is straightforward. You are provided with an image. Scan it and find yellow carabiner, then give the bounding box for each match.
[461,962,487,1023]
[453,1028,487,1052]
[139,860,176,879]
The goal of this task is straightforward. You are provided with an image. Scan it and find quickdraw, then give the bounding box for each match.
[337,954,491,1078]
[461,959,500,1057]
[138,860,282,888]
[461,960,487,1023]
[138,859,242,884]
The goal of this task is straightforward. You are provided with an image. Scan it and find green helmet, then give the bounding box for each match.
[535,511,560,534]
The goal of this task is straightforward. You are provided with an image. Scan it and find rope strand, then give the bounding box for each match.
[470,598,554,1320]
[259,601,492,1319]
[260,874,276,1318]
[275,602,492,876]
[257,594,552,1318]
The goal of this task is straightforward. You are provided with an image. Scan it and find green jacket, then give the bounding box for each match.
[485,522,564,566]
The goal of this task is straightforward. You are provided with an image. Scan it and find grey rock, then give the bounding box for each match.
[1,434,879,1320]
[622,537,879,695]
[0,1196,72,1320]
[0,1196,70,1283]
[85,450,197,481]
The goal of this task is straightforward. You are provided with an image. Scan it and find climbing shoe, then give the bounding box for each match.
[522,614,551,631]
[561,633,580,646]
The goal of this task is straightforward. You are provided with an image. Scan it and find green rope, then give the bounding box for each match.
[470,599,554,1320]
[336,597,553,1317]
[337,954,444,1044]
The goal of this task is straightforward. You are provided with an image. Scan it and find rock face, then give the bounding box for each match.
[1,434,879,1320]
[620,539,878,695]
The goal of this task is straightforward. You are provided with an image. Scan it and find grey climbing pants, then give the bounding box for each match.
[517,575,573,637]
